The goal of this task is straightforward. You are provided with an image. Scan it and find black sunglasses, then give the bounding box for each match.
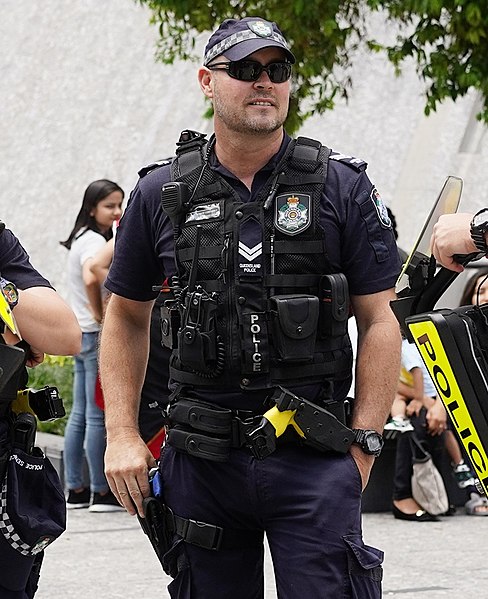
[207,60,292,84]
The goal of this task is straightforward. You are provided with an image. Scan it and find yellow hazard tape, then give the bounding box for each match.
[409,319,488,496]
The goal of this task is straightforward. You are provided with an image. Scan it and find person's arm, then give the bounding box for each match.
[82,258,103,324]
[9,286,81,358]
[99,293,155,517]
[431,213,480,272]
[90,238,114,286]
[404,367,424,417]
[350,288,401,488]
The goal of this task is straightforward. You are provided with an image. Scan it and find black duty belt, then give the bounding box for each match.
[167,398,264,462]
[166,393,353,462]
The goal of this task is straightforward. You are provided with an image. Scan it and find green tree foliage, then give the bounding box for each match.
[372,0,488,121]
[137,0,488,132]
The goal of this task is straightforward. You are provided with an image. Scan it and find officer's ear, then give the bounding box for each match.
[198,67,214,100]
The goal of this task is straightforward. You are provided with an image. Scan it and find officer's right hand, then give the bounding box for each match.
[104,431,156,517]
[431,213,477,272]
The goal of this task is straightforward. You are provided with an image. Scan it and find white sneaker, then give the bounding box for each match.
[384,416,414,433]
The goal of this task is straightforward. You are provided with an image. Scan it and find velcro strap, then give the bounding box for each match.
[167,427,231,462]
[265,274,321,288]
[169,398,233,435]
[178,246,222,262]
[263,239,324,255]
[273,355,352,380]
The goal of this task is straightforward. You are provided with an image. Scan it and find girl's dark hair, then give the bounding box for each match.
[459,267,488,306]
[60,179,124,250]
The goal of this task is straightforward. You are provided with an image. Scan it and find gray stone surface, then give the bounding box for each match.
[34,502,488,598]
[1,2,486,300]
[33,432,488,597]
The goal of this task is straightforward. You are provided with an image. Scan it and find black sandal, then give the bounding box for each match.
[392,504,439,522]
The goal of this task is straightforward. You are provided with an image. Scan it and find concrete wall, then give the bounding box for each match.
[1,1,486,302]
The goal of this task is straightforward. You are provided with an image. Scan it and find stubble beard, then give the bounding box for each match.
[213,93,287,136]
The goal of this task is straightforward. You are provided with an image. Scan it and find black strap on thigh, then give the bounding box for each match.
[140,496,263,557]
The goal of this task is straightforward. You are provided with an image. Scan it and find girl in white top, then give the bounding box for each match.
[60,180,123,512]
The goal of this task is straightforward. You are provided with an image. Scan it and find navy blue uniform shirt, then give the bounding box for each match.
[0,228,52,290]
[106,133,401,407]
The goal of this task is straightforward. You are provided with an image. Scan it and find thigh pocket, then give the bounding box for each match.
[343,534,383,599]
[164,538,191,596]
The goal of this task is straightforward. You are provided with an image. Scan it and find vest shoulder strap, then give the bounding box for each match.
[173,130,209,179]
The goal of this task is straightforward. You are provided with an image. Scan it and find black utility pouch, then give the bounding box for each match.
[270,295,319,362]
[319,274,349,337]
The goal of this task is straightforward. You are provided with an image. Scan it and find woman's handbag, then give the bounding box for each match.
[410,434,449,515]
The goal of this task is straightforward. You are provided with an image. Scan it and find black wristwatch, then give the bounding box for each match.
[470,209,488,253]
[352,429,384,457]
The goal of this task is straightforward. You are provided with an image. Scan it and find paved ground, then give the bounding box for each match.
[34,506,488,598]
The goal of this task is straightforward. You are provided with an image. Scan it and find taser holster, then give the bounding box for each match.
[246,386,355,459]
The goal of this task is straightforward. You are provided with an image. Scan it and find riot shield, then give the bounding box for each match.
[391,176,464,335]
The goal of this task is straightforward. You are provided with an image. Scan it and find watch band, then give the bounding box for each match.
[470,209,488,253]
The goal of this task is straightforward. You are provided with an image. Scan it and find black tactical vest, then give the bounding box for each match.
[160,132,353,394]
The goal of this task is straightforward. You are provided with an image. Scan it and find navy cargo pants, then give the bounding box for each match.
[160,443,383,598]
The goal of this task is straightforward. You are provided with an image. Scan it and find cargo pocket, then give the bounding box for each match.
[343,534,383,599]
[164,537,191,596]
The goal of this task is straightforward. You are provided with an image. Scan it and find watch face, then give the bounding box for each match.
[473,211,488,228]
[366,435,383,453]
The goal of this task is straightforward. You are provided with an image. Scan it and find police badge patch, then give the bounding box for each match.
[275,193,311,235]
[371,188,392,228]
[248,20,273,37]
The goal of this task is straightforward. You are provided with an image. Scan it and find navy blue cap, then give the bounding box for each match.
[0,434,66,590]
[204,17,295,66]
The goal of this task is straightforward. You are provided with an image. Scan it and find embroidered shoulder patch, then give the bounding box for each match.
[371,188,392,228]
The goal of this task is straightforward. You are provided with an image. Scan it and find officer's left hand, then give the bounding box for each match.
[25,346,44,368]
[349,444,375,491]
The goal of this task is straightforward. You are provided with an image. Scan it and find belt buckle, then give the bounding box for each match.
[183,519,223,551]
[231,413,261,447]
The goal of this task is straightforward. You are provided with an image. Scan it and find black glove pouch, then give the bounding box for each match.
[270,295,319,362]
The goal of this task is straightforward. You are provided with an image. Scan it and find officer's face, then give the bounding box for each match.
[90,190,123,233]
[204,47,291,136]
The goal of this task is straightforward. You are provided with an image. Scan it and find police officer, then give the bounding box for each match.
[100,16,402,598]
[0,225,81,359]
[0,222,81,598]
